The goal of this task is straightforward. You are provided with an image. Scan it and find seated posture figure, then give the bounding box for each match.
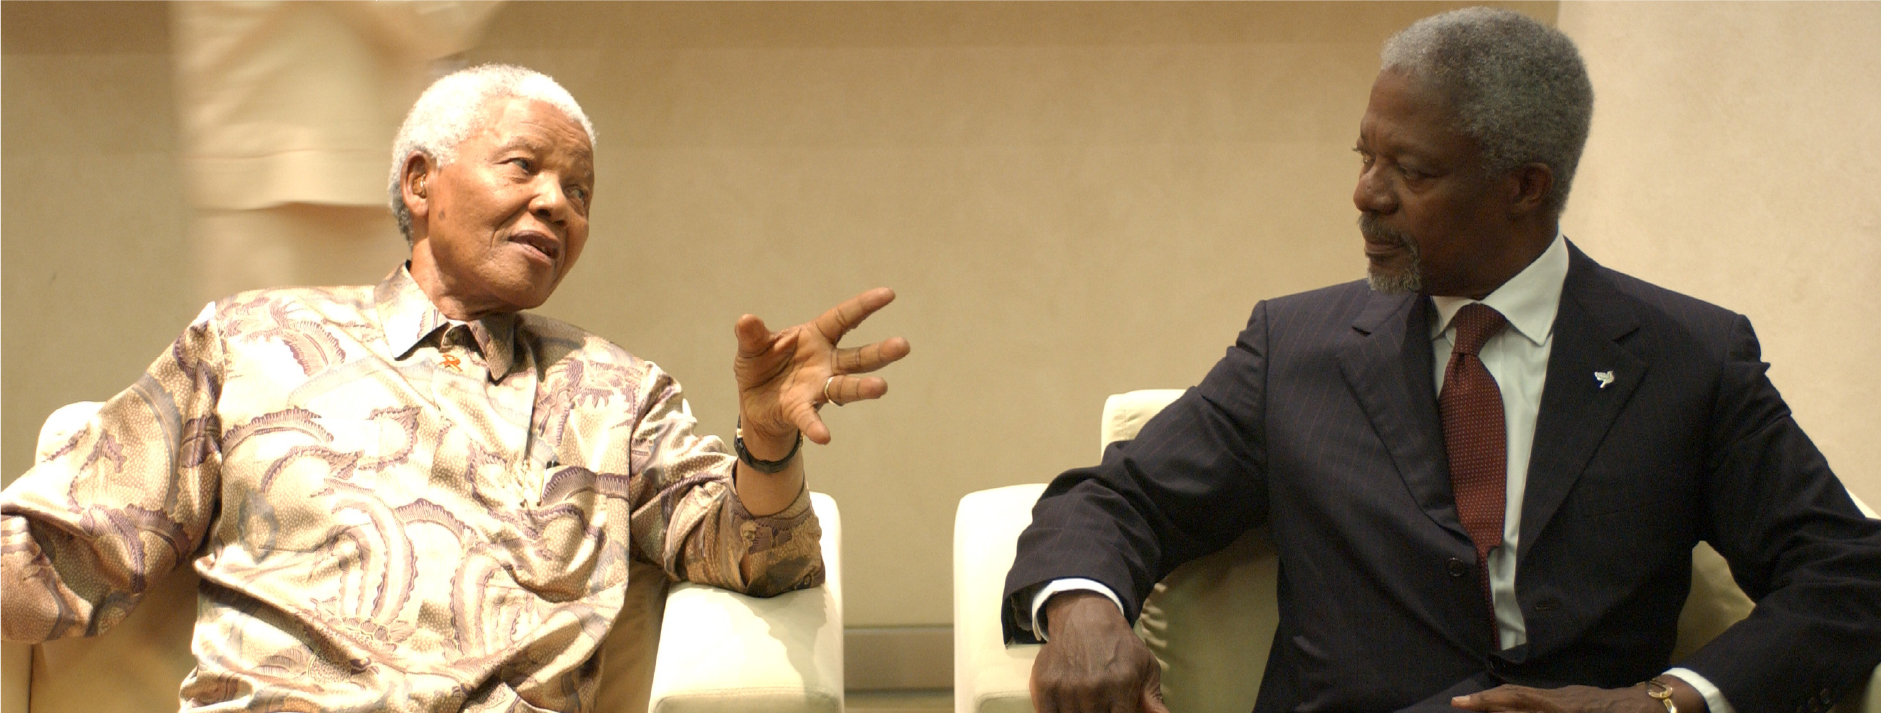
[1003,9,1878,713]
[1,64,910,710]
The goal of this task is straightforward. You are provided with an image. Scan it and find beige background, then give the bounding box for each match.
[4,1,1875,643]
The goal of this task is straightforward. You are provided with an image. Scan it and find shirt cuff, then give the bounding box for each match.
[1027,578,1125,642]
[1664,667,1734,713]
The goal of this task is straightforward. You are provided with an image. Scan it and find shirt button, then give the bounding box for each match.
[1447,558,1468,577]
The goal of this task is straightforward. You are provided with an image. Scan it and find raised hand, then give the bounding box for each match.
[732,287,911,456]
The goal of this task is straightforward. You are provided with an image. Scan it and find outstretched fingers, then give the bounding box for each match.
[785,398,831,445]
[734,314,776,358]
[822,375,889,408]
[811,288,897,344]
[835,336,912,374]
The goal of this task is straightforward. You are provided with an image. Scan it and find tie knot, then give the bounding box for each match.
[1450,303,1507,355]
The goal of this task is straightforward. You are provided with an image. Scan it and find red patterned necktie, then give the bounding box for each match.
[1440,302,1509,607]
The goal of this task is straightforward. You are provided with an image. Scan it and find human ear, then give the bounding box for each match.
[1508,163,1554,217]
[401,154,435,221]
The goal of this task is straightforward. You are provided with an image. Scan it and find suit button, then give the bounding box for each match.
[1448,558,1468,577]
[1535,598,1560,612]
[1807,696,1819,709]
[1822,688,1835,701]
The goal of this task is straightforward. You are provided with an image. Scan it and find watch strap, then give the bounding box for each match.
[734,418,801,473]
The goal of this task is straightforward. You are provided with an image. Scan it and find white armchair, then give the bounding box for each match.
[953,389,1881,713]
[1,402,844,713]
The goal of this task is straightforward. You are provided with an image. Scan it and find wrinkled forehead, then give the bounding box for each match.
[474,96,595,165]
[1359,69,1483,164]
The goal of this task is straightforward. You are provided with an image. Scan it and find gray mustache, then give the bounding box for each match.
[1358,213,1413,246]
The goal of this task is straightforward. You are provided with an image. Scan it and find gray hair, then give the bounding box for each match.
[388,64,597,242]
[1381,7,1593,218]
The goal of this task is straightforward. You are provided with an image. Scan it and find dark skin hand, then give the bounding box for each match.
[1031,592,1170,713]
[1453,677,1707,712]
[1031,591,1710,714]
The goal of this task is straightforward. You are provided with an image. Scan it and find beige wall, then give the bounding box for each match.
[3,1,1873,641]
[3,2,195,485]
[459,1,1553,629]
[1556,1,1880,512]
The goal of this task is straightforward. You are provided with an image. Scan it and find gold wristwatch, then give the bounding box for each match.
[1645,677,1679,713]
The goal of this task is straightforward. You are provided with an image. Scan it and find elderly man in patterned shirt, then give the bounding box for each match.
[0,64,909,710]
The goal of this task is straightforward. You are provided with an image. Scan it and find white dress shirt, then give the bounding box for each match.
[1029,235,1732,711]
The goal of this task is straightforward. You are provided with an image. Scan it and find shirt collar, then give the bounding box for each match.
[1430,232,1569,347]
[373,264,522,380]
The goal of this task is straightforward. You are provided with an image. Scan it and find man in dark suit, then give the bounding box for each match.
[1003,8,1879,712]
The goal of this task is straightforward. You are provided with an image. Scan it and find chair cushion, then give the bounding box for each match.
[1135,531,1275,712]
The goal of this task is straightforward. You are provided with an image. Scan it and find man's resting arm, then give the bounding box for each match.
[624,366,823,598]
[1679,315,1880,712]
[1,304,225,642]
[1002,302,1274,643]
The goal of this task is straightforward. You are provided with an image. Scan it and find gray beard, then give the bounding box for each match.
[1360,213,1423,295]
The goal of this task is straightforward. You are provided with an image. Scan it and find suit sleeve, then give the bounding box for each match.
[1001,302,1273,644]
[1677,315,1880,712]
[1,304,226,642]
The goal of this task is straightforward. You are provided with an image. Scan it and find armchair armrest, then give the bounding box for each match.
[953,483,1049,713]
[647,492,845,712]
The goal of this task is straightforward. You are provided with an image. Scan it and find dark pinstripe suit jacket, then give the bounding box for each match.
[1004,243,1879,711]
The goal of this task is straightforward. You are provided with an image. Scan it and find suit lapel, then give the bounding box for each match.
[1337,290,1468,541]
[1517,246,1646,562]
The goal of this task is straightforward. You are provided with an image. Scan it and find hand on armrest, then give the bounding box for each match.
[1030,592,1168,713]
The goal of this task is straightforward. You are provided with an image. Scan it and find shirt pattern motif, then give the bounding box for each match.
[1,266,823,711]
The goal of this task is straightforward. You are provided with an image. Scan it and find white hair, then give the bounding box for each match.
[1382,7,1594,219]
[388,64,597,242]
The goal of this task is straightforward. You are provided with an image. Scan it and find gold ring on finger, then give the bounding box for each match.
[823,375,841,407]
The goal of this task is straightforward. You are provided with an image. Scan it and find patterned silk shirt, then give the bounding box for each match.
[0,266,824,711]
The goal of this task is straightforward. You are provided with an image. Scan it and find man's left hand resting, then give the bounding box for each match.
[1453,676,1708,713]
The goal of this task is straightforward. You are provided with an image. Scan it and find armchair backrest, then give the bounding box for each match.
[1103,390,1274,712]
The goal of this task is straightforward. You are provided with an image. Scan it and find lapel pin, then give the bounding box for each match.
[1594,370,1615,389]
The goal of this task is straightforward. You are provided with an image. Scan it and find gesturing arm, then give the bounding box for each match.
[729,287,908,516]
[625,288,908,597]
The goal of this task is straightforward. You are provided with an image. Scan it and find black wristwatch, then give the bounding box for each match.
[734,418,801,473]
